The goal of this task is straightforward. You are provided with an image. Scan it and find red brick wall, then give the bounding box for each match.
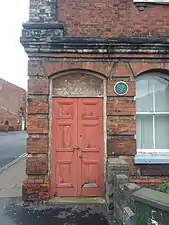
[23,0,169,203]
[25,71,50,201]
[105,62,137,177]
[0,107,19,131]
[58,0,169,37]
[0,78,26,114]
[25,58,169,201]
[0,78,26,131]
[130,179,169,189]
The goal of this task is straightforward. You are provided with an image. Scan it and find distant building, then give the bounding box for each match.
[0,78,26,131]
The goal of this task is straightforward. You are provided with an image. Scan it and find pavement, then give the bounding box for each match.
[0,131,27,169]
[0,158,26,198]
[0,158,117,225]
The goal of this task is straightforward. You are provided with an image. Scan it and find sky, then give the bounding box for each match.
[0,0,29,90]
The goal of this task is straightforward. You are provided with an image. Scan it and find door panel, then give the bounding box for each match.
[52,98,104,197]
[52,98,78,196]
[78,98,104,196]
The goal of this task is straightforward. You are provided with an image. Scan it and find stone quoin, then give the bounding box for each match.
[21,0,169,201]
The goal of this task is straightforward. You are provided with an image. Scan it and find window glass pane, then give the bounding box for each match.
[136,115,153,149]
[136,77,153,112]
[155,115,169,149]
[154,76,169,112]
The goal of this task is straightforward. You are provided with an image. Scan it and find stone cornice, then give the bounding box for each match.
[20,24,169,54]
[22,22,64,29]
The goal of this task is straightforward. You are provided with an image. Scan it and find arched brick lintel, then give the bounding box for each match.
[130,62,169,77]
[43,61,112,78]
[136,68,169,78]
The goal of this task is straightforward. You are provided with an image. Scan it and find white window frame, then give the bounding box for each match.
[134,0,169,4]
[134,74,169,164]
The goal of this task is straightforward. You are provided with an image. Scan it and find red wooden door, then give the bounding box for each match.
[78,98,104,196]
[52,98,78,196]
[52,98,104,197]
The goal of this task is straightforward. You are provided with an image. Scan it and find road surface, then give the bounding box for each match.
[0,131,27,169]
[0,198,117,225]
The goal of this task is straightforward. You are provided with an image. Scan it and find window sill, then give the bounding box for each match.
[134,0,169,4]
[134,155,169,164]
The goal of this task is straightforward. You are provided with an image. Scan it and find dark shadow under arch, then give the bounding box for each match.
[137,68,169,78]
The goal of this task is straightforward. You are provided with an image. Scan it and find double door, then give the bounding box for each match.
[52,98,104,197]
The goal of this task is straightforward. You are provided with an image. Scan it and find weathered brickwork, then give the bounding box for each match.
[21,0,169,202]
[24,57,169,201]
[43,61,112,77]
[27,96,49,114]
[107,117,136,135]
[130,179,169,189]
[111,62,133,77]
[27,137,49,154]
[107,99,136,116]
[107,138,136,156]
[28,78,49,95]
[23,177,50,202]
[26,156,48,175]
[27,117,49,134]
[58,0,169,37]
[140,165,169,176]
[120,156,136,176]
[130,62,169,76]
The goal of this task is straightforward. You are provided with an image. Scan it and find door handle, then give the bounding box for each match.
[79,154,84,159]
[73,146,80,150]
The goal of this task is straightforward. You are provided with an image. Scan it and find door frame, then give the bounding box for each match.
[49,70,107,197]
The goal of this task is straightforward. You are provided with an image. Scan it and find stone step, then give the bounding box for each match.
[48,197,105,204]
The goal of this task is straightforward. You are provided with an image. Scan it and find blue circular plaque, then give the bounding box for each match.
[114,81,128,96]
